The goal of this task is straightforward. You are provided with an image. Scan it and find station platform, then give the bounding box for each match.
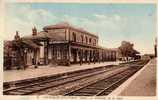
[109,58,157,96]
[3,61,121,83]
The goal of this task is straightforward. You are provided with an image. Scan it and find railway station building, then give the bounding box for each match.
[4,22,118,69]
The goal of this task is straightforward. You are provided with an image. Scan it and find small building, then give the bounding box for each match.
[3,31,41,70]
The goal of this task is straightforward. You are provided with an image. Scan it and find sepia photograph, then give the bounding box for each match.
[2,1,157,98]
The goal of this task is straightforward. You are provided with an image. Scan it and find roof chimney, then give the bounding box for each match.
[32,26,37,36]
[14,31,20,41]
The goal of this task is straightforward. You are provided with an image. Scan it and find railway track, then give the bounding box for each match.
[3,60,149,95]
[64,65,143,96]
[3,65,116,90]
[64,60,149,96]
[3,65,121,95]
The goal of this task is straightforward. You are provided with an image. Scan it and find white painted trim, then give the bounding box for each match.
[108,59,153,96]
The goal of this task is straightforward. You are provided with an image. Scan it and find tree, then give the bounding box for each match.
[118,41,140,61]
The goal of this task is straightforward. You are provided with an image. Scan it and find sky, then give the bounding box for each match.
[4,3,156,54]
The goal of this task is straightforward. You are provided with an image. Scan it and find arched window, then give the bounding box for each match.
[85,36,88,44]
[89,38,91,44]
[94,39,96,46]
[72,32,76,42]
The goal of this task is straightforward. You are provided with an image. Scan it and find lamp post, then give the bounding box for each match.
[155,38,157,57]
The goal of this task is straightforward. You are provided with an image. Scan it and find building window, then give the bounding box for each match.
[72,32,76,42]
[81,35,84,43]
[94,39,96,46]
[89,38,91,44]
[85,36,88,44]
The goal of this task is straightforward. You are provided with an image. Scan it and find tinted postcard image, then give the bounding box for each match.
[3,3,156,96]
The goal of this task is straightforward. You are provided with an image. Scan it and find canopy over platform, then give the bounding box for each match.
[12,39,40,49]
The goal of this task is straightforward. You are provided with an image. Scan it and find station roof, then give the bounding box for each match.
[10,39,40,49]
[22,31,49,40]
[43,22,98,38]
[22,39,40,49]
[22,31,65,41]
[97,46,118,51]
